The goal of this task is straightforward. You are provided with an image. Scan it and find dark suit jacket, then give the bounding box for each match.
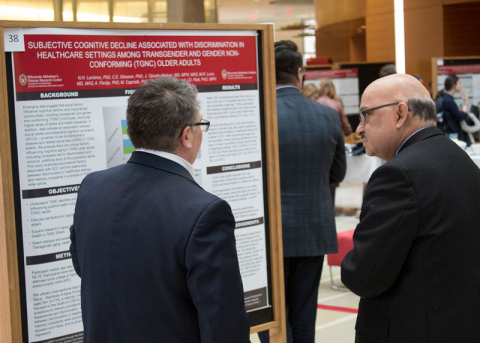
[277,87,346,257]
[70,152,250,343]
[341,127,480,342]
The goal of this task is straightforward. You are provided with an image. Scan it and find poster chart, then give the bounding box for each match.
[436,61,480,108]
[304,68,360,115]
[7,27,271,342]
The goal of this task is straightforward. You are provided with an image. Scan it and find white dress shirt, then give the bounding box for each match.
[136,148,196,180]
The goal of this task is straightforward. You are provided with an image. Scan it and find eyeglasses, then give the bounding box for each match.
[359,102,400,124]
[179,119,211,138]
[192,119,210,132]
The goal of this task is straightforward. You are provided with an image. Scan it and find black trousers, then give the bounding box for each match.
[259,255,325,343]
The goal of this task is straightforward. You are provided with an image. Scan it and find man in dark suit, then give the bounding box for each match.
[70,78,250,343]
[260,40,346,343]
[342,74,480,342]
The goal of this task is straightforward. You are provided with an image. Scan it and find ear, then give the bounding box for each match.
[179,125,194,149]
[297,67,303,87]
[395,102,410,128]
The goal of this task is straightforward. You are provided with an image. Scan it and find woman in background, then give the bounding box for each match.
[317,79,352,205]
[317,79,352,136]
[302,83,320,101]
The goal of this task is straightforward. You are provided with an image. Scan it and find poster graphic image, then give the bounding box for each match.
[103,107,133,169]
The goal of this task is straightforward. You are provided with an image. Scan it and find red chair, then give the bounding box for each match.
[327,229,355,290]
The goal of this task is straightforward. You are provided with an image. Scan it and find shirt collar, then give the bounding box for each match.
[276,85,298,90]
[135,148,196,179]
[395,127,429,155]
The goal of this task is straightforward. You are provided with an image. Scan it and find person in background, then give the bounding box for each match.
[302,83,320,101]
[341,74,480,342]
[316,78,352,204]
[70,77,250,343]
[411,73,423,84]
[259,40,346,343]
[378,63,397,78]
[443,74,470,143]
[317,78,352,136]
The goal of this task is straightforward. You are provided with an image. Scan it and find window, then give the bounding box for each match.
[0,0,54,21]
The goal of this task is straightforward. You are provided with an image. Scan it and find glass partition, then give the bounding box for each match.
[114,0,148,23]
[0,0,204,23]
[77,0,109,22]
[0,0,54,21]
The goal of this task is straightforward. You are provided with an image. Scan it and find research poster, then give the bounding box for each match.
[7,27,270,342]
[436,62,480,108]
[304,68,360,115]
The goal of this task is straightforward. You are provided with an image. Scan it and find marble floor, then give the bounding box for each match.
[250,181,364,343]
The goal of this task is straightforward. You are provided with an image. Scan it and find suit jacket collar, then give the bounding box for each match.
[128,151,199,186]
[397,126,444,155]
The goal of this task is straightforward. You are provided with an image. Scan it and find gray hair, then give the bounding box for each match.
[127,78,200,152]
[406,98,436,122]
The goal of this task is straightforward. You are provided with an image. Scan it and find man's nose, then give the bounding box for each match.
[356,122,364,136]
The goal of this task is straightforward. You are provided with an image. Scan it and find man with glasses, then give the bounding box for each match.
[342,74,480,342]
[70,78,250,343]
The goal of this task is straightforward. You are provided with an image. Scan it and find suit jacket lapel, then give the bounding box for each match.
[397,126,445,155]
[127,151,199,186]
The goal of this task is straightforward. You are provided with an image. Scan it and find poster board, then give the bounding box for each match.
[336,61,395,98]
[0,21,285,343]
[304,68,360,115]
[432,56,480,107]
[335,61,395,131]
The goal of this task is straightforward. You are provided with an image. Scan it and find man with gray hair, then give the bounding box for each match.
[70,78,250,343]
[341,74,480,342]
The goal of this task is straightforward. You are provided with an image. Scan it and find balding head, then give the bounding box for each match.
[356,74,436,161]
[368,74,435,119]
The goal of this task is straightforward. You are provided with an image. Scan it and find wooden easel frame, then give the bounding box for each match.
[0,21,286,343]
